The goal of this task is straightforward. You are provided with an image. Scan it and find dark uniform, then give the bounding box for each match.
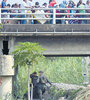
[30,72,38,87]
[23,72,39,100]
[30,72,39,99]
[37,71,52,100]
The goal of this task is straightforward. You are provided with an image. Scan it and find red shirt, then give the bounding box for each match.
[49,0,56,8]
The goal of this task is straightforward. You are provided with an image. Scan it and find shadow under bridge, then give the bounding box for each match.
[0,24,90,56]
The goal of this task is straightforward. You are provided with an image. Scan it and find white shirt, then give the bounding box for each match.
[27,0,33,7]
[21,1,28,13]
[0,0,1,6]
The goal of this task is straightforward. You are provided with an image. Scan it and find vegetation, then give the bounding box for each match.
[13,57,84,98]
[0,23,2,32]
[43,57,83,85]
[48,86,67,100]
[12,42,45,100]
[48,87,82,100]
[67,88,82,100]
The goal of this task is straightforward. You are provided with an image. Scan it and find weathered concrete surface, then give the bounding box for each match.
[73,86,90,100]
[52,83,85,90]
[44,83,85,100]
[0,37,15,55]
[1,35,90,56]
[0,55,14,100]
[0,38,3,55]
[0,77,12,100]
[1,24,90,33]
[15,36,90,56]
[0,24,90,37]
[1,25,90,56]
[0,55,14,76]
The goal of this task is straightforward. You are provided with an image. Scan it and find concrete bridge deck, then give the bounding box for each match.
[0,24,90,36]
[0,24,90,56]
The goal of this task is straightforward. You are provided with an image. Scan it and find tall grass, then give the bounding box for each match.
[14,57,84,97]
[35,57,83,84]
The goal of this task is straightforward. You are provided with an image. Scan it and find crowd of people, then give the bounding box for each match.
[1,0,90,24]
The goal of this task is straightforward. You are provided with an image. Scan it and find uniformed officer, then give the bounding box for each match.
[30,72,38,87]
[37,71,52,100]
[23,72,39,99]
[30,72,39,99]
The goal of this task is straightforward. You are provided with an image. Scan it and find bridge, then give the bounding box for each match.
[0,7,90,100]
[0,24,90,56]
[0,8,90,56]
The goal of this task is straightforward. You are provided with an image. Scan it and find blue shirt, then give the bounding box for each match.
[60,0,67,8]
[1,1,7,13]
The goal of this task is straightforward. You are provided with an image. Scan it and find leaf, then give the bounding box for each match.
[11,42,46,68]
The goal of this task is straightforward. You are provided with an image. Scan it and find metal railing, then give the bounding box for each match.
[0,8,90,24]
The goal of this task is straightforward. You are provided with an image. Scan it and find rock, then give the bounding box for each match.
[73,86,90,100]
[52,83,85,90]
[58,97,65,100]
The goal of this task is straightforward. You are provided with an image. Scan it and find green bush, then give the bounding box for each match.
[48,87,67,99]
[13,57,84,97]
[0,23,2,30]
[48,87,82,100]
[67,88,82,100]
[36,57,83,84]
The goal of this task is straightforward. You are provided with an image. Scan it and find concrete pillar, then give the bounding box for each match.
[8,37,15,54]
[0,3,1,23]
[0,38,3,55]
[0,55,14,100]
[81,57,90,84]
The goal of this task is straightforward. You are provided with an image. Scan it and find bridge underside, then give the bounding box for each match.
[0,24,90,56]
[15,36,90,56]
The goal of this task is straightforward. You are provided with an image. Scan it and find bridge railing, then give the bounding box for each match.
[0,8,90,24]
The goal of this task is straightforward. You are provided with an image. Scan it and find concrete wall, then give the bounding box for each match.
[0,37,15,55]
[15,36,90,56]
[1,24,90,32]
[0,77,12,100]
[0,35,90,56]
[0,38,3,55]
[1,24,90,56]
[0,55,14,76]
[0,55,14,100]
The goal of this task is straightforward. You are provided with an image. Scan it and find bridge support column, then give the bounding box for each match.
[82,57,90,84]
[0,55,14,100]
[0,38,3,55]
[8,37,15,54]
[0,7,1,23]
